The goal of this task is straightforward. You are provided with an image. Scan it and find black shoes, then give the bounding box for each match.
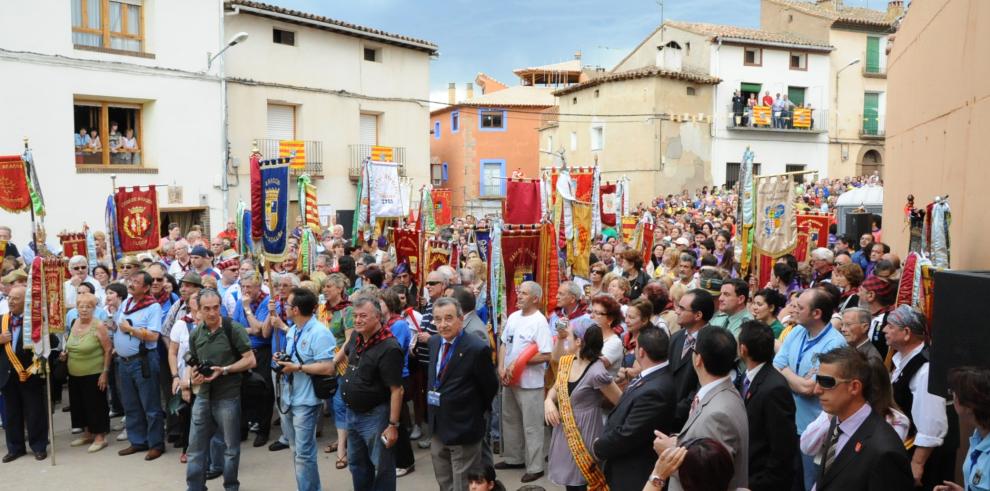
[520,471,544,483]
[253,434,269,448]
[493,461,525,470]
[268,441,289,452]
[2,452,25,463]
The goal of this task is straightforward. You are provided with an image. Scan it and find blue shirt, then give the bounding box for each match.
[773,323,846,434]
[113,297,163,357]
[231,294,271,349]
[965,429,990,491]
[281,316,335,407]
[388,318,412,378]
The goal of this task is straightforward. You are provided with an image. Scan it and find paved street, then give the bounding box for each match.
[1,403,555,490]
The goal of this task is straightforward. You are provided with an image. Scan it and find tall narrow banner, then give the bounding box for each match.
[250,152,263,243]
[105,195,122,265]
[620,216,637,243]
[115,186,161,253]
[297,175,321,234]
[394,229,421,279]
[538,222,559,314]
[426,239,451,274]
[236,201,251,255]
[432,188,452,226]
[489,222,506,336]
[0,155,31,213]
[501,227,541,315]
[418,185,436,236]
[22,149,46,217]
[42,256,66,335]
[568,202,592,279]
[504,179,542,224]
[794,214,831,262]
[279,140,306,169]
[639,213,655,268]
[368,161,404,218]
[591,166,602,237]
[474,228,491,264]
[59,232,87,258]
[738,147,756,274]
[352,161,369,247]
[260,162,290,261]
[599,183,617,227]
[753,175,796,256]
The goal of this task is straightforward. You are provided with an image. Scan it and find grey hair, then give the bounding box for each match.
[520,281,543,301]
[197,288,222,305]
[239,269,260,284]
[887,304,927,336]
[352,295,383,319]
[277,272,301,287]
[68,255,88,267]
[433,296,464,317]
[323,272,350,291]
[559,281,582,299]
[436,265,457,283]
[841,307,872,326]
[811,247,834,263]
[459,267,476,284]
[679,252,696,264]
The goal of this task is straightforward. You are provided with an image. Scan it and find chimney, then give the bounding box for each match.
[465,82,474,101]
[447,82,456,105]
[887,0,904,17]
[574,50,582,61]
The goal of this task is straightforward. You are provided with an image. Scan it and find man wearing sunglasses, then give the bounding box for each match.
[812,347,912,491]
[64,255,104,309]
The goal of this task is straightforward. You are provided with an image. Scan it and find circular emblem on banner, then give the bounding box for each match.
[123,207,151,239]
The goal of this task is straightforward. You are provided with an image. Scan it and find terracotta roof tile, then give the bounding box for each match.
[766,0,897,29]
[553,66,719,96]
[666,21,833,50]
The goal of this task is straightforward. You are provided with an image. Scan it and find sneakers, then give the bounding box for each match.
[116,430,129,442]
[71,428,83,434]
[409,425,422,440]
[112,416,126,432]
[416,439,431,449]
[396,465,415,477]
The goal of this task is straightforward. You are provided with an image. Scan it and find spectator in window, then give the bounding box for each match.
[75,128,91,151]
[746,93,757,127]
[87,130,102,152]
[761,91,773,107]
[109,121,124,163]
[122,128,138,164]
[772,93,784,128]
[731,90,745,127]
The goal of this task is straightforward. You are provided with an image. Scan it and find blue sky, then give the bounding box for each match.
[268,0,882,103]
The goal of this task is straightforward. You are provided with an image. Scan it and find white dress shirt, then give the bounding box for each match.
[891,344,948,448]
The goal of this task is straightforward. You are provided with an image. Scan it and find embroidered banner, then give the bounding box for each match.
[640,219,655,268]
[794,214,831,262]
[394,229,421,278]
[0,155,31,213]
[28,257,43,344]
[297,175,321,234]
[538,221,559,314]
[504,179,542,225]
[278,140,306,169]
[620,216,637,243]
[568,202,592,279]
[426,239,451,275]
[250,152,263,243]
[115,186,161,253]
[260,162,290,261]
[599,183,617,227]
[42,256,66,335]
[501,227,540,314]
[754,175,796,256]
[368,161,404,218]
[432,188,452,226]
[59,232,87,258]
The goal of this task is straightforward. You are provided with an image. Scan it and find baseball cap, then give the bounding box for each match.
[190,245,211,258]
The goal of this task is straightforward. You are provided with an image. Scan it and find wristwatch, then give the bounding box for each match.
[388,421,400,428]
[222,366,229,376]
[648,474,666,489]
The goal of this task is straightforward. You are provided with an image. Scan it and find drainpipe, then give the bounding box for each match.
[218,4,242,226]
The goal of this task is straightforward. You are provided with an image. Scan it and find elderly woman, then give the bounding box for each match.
[63,292,112,452]
[64,255,104,308]
[588,294,625,377]
[317,273,354,467]
[832,262,865,311]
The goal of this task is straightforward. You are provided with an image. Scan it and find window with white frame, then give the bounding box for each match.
[570,132,577,151]
[590,125,604,151]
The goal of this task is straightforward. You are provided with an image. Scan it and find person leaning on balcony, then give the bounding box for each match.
[746,94,757,127]
[762,91,773,107]
[772,93,784,128]
[731,91,745,127]
[122,128,138,164]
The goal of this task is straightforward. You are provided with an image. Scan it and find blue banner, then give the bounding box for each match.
[260,162,290,262]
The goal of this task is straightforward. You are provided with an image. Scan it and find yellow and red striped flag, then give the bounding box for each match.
[279,140,306,169]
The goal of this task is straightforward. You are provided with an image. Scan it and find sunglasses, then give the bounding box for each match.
[71,266,87,271]
[425,281,441,286]
[152,277,166,283]
[815,375,851,390]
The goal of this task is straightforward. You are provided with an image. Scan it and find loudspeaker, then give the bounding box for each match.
[928,270,990,397]
[845,211,872,243]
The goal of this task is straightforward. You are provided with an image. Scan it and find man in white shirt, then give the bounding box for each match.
[168,240,192,280]
[495,281,552,483]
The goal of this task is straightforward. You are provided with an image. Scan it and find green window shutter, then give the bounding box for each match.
[863,93,880,135]
[741,82,762,94]
[788,87,805,106]
[866,36,880,73]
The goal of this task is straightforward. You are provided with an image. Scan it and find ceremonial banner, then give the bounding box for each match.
[250,152,263,243]
[352,161,369,246]
[368,161,404,218]
[538,222,559,314]
[753,175,796,256]
[115,186,161,253]
[418,185,436,236]
[22,149,46,217]
[753,106,771,127]
[640,217,655,268]
[279,140,306,169]
[426,239,451,274]
[0,155,31,213]
[432,188,452,226]
[504,179,542,224]
[105,195,122,265]
[620,216,637,243]
[27,257,43,345]
[260,162,290,261]
[600,183,617,227]
[371,145,394,162]
[501,227,540,315]
[568,202,592,279]
[297,175,320,234]
[794,214,831,262]
[738,147,756,274]
[236,201,251,255]
[42,256,66,335]
[394,229,421,278]
[59,232,87,258]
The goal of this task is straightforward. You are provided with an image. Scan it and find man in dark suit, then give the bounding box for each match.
[0,286,49,462]
[668,289,715,428]
[594,325,676,491]
[427,297,499,491]
[814,346,912,491]
[739,320,798,491]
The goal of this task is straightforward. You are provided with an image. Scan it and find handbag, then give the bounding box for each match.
[292,342,337,399]
[166,391,189,416]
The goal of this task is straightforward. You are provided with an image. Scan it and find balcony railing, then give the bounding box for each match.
[725,104,828,133]
[256,138,324,177]
[860,114,886,138]
[348,144,407,181]
[540,107,559,128]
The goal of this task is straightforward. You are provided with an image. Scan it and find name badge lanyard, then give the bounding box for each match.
[796,324,832,374]
[434,331,463,389]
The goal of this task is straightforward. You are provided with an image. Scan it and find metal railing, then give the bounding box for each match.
[348,144,407,181]
[256,138,324,177]
[860,114,886,137]
[724,104,829,133]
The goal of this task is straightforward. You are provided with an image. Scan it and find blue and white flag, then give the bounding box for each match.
[260,162,290,262]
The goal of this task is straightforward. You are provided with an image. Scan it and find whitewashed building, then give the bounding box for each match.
[662,22,833,187]
[0,0,225,241]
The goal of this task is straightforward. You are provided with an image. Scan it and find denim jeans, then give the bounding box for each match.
[347,403,396,491]
[186,396,242,491]
[282,403,322,491]
[117,352,164,450]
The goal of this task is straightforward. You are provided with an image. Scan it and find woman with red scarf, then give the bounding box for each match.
[317,273,354,468]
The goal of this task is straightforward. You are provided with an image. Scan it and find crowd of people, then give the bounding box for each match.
[0,178,987,491]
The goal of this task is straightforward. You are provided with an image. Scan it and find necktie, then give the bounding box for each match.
[741,376,751,398]
[823,418,843,474]
[681,333,696,359]
[627,375,643,390]
[689,395,700,418]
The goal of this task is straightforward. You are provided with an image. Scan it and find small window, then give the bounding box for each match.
[74,99,143,167]
[686,86,697,96]
[546,135,554,152]
[273,28,295,46]
[363,47,381,62]
[450,111,459,132]
[433,121,441,139]
[480,160,505,196]
[590,125,604,151]
[479,109,505,130]
[71,0,144,53]
[570,132,577,151]
[790,52,808,70]
[744,47,762,66]
[786,164,807,183]
[594,89,600,98]
[725,162,762,188]
[572,97,578,105]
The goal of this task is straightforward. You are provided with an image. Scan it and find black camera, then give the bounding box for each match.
[183,352,215,377]
[272,352,292,373]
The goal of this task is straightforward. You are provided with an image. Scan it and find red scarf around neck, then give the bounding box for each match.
[326,299,351,314]
[124,294,156,315]
[355,325,394,356]
[154,289,170,306]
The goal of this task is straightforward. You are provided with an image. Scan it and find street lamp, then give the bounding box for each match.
[208,31,248,224]
[834,58,861,142]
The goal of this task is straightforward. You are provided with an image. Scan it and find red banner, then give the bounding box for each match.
[794,214,831,262]
[394,229,421,279]
[502,227,541,315]
[42,257,67,334]
[641,221,655,267]
[503,179,542,224]
[600,183,617,226]
[0,155,31,213]
[250,152,263,242]
[426,239,451,275]
[59,232,87,258]
[115,186,161,253]
[432,188,452,226]
[548,166,594,204]
[29,258,43,343]
[538,222,559,314]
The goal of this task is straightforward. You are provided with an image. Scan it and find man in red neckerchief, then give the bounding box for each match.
[1,286,49,462]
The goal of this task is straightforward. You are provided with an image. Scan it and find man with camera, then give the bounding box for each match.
[274,287,336,491]
[184,289,257,491]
